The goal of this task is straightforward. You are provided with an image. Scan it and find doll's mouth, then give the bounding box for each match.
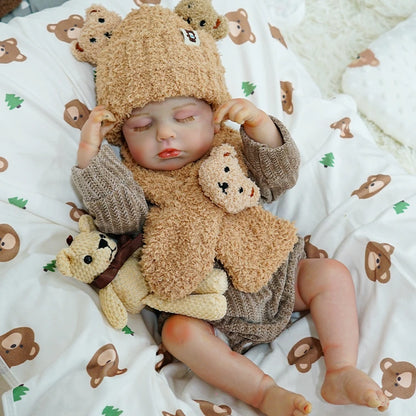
[158,149,181,159]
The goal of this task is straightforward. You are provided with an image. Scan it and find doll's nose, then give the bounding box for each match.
[156,123,176,142]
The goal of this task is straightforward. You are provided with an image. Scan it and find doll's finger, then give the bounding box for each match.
[214,100,236,124]
[101,121,116,137]
[90,106,116,124]
[101,110,116,123]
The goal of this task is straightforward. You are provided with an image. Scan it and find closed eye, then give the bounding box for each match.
[133,123,152,132]
[176,116,195,123]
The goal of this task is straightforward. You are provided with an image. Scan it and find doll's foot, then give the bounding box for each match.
[321,366,389,411]
[260,384,312,416]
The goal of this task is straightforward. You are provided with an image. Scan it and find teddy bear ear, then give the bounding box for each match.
[78,214,96,233]
[56,249,74,277]
[211,143,236,158]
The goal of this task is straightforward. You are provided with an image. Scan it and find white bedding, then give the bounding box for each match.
[1,1,415,415]
[342,12,416,150]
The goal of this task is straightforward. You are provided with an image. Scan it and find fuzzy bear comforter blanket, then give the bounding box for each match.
[0,1,415,415]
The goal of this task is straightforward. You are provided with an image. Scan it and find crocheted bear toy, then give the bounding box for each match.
[199,143,260,214]
[71,4,122,66]
[56,215,228,329]
[71,3,299,301]
[174,0,228,41]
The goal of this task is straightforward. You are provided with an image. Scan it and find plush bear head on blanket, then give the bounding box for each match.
[56,215,228,329]
[71,3,298,301]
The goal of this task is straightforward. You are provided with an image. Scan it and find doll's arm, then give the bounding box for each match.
[72,145,148,234]
[214,98,282,148]
[77,106,115,169]
[241,117,301,203]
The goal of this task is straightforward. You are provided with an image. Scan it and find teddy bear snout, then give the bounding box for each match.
[98,235,110,249]
[218,182,229,194]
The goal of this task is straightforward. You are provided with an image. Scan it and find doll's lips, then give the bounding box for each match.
[158,149,181,159]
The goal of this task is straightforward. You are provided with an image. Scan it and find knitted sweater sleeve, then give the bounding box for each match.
[241,116,300,204]
[71,144,148,234]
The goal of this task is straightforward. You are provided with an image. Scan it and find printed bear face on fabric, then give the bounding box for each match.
[280,81,294,114]
[0,38,26,64]
[47,14,84,43]
[365,241,394,283]
[380,358,416,400]
[0,327,39,367]
[330,117,354,138]
[56,215,118,283]
[287,337,323,373]
[0,223,20,262]
[351,174,391,199]
[348,48,379,68]
[195,400,232,415]
[198,144,260,214]
[86,343,127,388]
[63,99,90,130]
[225,8,256,45]
[304,235,328,259]
[0,156,8,172]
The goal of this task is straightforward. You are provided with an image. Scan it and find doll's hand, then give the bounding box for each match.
[214,98,282,148]
[77,105,116,168]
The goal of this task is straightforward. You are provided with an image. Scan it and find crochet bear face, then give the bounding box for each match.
[198,144,260,214]
[71,5,121,66]
[174,0,229,41]
[56,215,118,283]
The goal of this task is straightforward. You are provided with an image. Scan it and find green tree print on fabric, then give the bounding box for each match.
[242,81,256,96]
[8,196,28,209]
[122,326,134,336]
[5,94,24,110]
[43,260,57,272]
[13,385,29,402]
[102,406,123,416]
[393,200,410,214]
[320,152,335,168]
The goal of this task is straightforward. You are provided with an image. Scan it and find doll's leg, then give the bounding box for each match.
[295,258,389,411]
[162,315,312,416]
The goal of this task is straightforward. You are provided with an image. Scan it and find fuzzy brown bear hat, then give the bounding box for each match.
[95,4,231,146]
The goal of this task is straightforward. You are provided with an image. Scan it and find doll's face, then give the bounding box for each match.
[122,97,215,170]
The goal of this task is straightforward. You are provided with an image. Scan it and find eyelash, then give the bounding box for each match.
[133,125,150,132]
[176,116,195,123]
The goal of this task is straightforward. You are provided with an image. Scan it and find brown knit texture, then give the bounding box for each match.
[72,145,149,234]
[211,237,306,353]
[95,5,231,146]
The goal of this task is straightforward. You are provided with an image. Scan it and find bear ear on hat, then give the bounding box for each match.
[174,0,229,41]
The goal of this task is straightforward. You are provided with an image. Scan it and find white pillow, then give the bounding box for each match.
[342,12,416,149]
